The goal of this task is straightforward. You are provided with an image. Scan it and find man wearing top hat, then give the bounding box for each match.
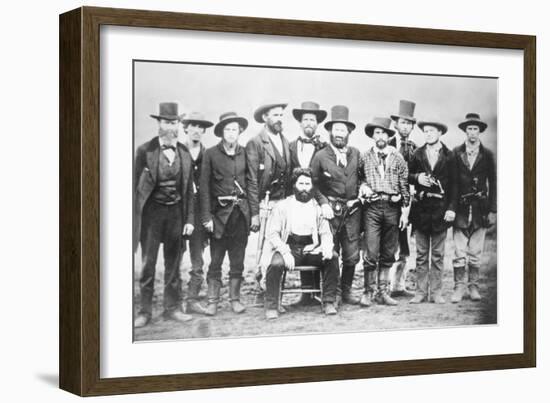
[388,100,418,298]
[200,112,251,316]
[450,113,496,303]
[408,120,457,304]
[310,105,363,306]
[288,101,328,306]
[246,103,292,232]
[179,111,214,315]
[133,102,196,328]
[359,117,410,307]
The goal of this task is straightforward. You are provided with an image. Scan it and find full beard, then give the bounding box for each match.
[159,128,178,145]
[294,188,314,203]
[330,135,348,149]
[267,121,283,134]
[375,139,388,149]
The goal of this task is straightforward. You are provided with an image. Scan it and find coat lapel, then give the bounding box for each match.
[344,148,356,176]
[177,143,189,195]
[470,144,484,172]
[259,129,276,162]
[282,134,291,167]
[418,146,433,175]
[145,137,161,184]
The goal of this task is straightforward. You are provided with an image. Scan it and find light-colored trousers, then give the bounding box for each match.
[452,227,487,268]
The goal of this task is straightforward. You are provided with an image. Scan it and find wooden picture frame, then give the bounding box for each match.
[59,6,536,396]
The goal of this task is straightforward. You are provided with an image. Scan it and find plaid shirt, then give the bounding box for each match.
[360,146,410,206]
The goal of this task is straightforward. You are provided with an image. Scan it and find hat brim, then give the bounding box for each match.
[180,119,214,129]
[458,120,488,133]
[150,114,180,121]
[292,109,328,123]
[364,124,396,138]
[254,103,288,123]
[324,120,356,132]
[418,121,448,135]
[214,117,249,137]
[390,114,417,123]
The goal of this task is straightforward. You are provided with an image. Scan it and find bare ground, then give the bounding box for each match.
[134,228,497,341]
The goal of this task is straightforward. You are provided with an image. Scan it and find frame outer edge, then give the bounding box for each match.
[59,7,83,396]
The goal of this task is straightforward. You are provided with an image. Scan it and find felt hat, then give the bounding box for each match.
[253,103,288,123]
[180,111,214,128]
[150,102,180,121]
[213,112,249,137]
[365,117,396,137]
[458,112,488,133]
[323,105,356,131]
[292,101,328,123]
[418,120,448,135]
[390,100,417,123]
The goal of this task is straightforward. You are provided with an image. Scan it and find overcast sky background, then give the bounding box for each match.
[134,60,497,153]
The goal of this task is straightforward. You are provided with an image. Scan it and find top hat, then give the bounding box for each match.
[390,100,417,123]
[150,102,180,121]
[213,112,249,137]
[253,103,288,123]
[292,101,328,123]
[323,105,356,131]
[418,120,448,135]
[180,111,214,128]
[458,113,488,133]
[365,117,396,137]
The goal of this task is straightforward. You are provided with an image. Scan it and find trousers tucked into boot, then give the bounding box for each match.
[468,265,481,301]
[205,279,221,316]
[451,266,467,303]
[229,278,246,314]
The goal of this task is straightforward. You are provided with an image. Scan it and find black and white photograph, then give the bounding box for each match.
[132,59,497,342]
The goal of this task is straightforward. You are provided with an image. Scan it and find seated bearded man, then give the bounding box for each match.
[262,168,340,319]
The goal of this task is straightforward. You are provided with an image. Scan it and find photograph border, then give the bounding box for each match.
[59,6,536,396]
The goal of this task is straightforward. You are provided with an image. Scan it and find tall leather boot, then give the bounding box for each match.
[229,278,246,314]
[468,265,482,301]
[360,270,377,307]
[451,266,467,303]
[205,279,221,316]
[341,265,360,305]
[187,282,207,315]
[377,267,398,306]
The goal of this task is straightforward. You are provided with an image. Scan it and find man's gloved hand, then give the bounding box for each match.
[418,173,432,187]
[203,220,214,233]
[444,210,456,222]
[282,251,295,271]
[182,224,194,236]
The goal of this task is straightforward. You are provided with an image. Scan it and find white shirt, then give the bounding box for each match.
[159,138,176,166]
[426,141,442,170]
[297,136,315,168]
[330,144,348,167]
[268,131,284,155]
[288,196,317,236]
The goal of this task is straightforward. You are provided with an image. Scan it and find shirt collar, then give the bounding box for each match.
[466,140,481,153]
[426,141,442,152]
[330,143,347,155]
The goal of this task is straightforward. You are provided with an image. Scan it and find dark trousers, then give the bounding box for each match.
[186,223,208,298]
[207,207,248,283]
[397,226,410,261]
[265,235,340,310]
[139,200,184,317]
[332,219,361,293]
[362,200,400,289]
[415,229,447,295]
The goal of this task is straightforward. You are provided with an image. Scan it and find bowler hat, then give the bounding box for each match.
[324,105,356,131]
[458,113,488,133]
[213,112,249,137]
[150,102,180,121]
[418,120,448,135]
[180,111,214,128]
[391,100,417,123]
[253,103,288,123]
[365,117,396,137]
[292,101,328,123]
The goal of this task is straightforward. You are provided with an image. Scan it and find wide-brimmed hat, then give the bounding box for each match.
[418,120,448,135]
[150,102,180,121]
[365,117,396,137]
[180,111,214,128]
[292,101,328,123]
[253,103,288,123]
[324,105,356,131]
[213,112,249,137]
[458,113,488,133]
[391,100,417,123]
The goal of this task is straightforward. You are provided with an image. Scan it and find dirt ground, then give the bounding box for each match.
[134,228,497,342]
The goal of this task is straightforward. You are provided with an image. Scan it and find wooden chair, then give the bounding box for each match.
[278,265,323,310]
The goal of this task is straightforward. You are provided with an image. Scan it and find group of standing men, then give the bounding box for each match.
[133,98,496,327]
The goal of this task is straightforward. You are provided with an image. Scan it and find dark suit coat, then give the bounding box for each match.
[452,142,497,229]
[199,142,251,239]
[133,137,195,252]
[409,142,457,234]
[245,127,292,217]
[310,145,363,240]
[190,144,206,227]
